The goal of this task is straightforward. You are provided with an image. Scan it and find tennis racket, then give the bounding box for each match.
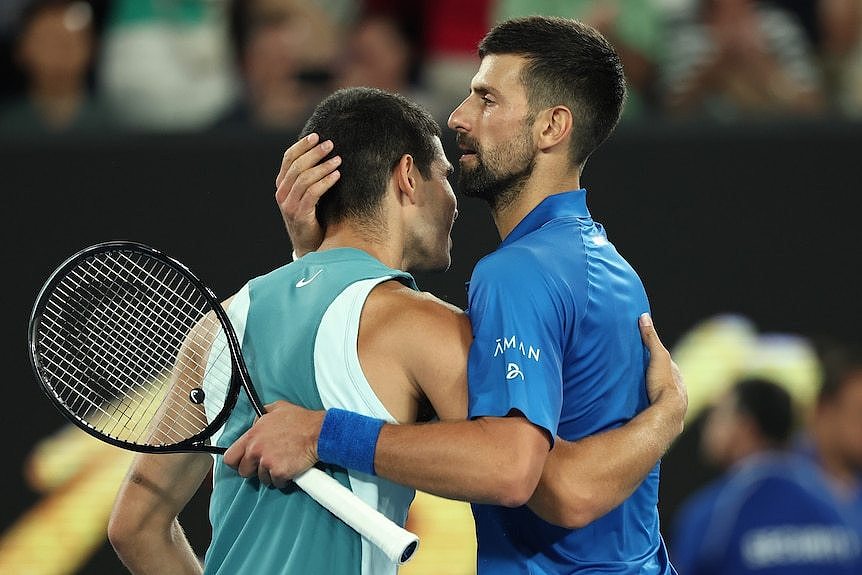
[28,241,418,565]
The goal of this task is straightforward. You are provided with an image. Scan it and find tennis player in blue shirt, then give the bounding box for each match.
[227,16,680,574]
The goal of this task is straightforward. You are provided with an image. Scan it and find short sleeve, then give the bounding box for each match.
[465,250,567,443]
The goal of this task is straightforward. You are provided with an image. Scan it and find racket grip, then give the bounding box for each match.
[293,467,419,564]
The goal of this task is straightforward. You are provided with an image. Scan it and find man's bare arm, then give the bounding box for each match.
[369,312,683,513]
[227,403,551,507]
[108,299,239,573]
[369,289,550,504]
[108,452,212,574]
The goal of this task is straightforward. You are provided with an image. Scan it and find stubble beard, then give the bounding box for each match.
[457,130,537,214]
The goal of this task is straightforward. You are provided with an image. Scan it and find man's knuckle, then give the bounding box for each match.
[294,172,312,188]
[285,163,301,179]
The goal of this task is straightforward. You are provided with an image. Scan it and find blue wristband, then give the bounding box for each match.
[317,408,385,475]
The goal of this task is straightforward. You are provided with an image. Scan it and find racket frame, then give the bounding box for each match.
[28,240,261,454]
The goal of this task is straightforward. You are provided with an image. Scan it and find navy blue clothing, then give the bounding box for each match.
[466,190,673,574]
[672,453,862,575]
[795,434,862,538]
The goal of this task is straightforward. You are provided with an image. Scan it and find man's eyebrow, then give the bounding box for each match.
[472,83,498,97]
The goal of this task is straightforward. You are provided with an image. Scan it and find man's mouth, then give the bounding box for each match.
[456,135,478,160]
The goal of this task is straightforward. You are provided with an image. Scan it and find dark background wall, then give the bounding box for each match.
[2,120,861,571]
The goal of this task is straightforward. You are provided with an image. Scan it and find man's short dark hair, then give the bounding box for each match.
[299,87,441,229]
[731,378,795,447]
[478,16,626,167]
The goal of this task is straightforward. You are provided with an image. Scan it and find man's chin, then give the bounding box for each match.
[457,174,490,200]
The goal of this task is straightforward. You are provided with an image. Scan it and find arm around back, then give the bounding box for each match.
[528,315,687,528]
[374,413,550,507]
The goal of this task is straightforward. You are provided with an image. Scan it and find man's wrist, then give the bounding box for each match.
[317,409,386,475]
[652,391,686,437]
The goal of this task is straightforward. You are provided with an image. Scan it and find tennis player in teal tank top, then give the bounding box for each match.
[205,249,417,575]
[108,87,470,575]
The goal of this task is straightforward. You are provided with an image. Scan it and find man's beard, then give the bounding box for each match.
[457,130,536,213]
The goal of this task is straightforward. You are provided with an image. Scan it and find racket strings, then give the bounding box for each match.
[39,254,203,438]
[51,252,229,442]
[34,249,234,447]
[46,261,201,421]
[45,281,176,411]
[95,251,235,441]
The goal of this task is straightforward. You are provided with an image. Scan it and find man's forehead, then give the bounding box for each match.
[472,54,528,94]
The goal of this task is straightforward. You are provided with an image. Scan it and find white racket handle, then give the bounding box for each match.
[294,467,419,564]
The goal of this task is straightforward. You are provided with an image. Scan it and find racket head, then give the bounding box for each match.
[28,241,246,453]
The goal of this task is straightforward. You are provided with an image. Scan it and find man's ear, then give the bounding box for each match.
[535,105,573,152]
[394,153,419,206]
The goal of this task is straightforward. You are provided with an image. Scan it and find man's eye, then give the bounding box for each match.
[481,96,494,105]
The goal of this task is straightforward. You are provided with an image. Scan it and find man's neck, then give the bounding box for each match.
[491,167,581,240]
[317,223,402,270]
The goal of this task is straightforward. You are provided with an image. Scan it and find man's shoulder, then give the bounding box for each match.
[359,281,471,421]
[472,241,554,285]
[366,280,470,334]
[475,215,600,279]
[470,238,584,308]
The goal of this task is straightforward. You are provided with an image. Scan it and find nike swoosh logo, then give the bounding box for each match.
[295,269,323,288]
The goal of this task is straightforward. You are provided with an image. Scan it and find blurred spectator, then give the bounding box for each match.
[420,0,491,120]
[797,343,862,534]
[0,0,31,101]
[216,0,339,131]
[662,0,826,120]
[767,1,861,67]
[764,0,862,111]
[672,378,862,574]
[494,0,664,120]
[354,0,490,120]
[767,0,859,52]
[0,0,106,134]
[334,12,433,113]
[97,0,238,131]
[833,1,862,116]
[312,0,359,29]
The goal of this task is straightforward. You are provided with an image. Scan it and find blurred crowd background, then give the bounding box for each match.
[2,0,862,136]
[2,1,862,574]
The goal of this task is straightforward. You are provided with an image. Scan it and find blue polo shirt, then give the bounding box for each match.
[466,190,673,574]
